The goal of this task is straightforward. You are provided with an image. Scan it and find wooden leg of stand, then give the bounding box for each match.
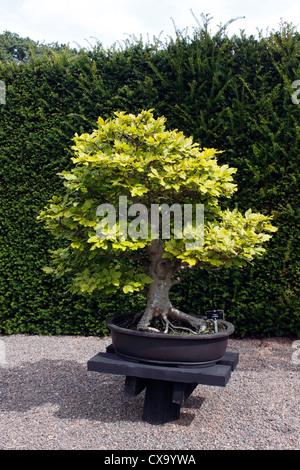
[142,380,181,425]
[172,382,198,405]
[124,376,147,396]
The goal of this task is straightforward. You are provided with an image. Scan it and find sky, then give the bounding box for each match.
[0,0,299,49]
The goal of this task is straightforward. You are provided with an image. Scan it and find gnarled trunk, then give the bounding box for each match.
[137,240,206,333]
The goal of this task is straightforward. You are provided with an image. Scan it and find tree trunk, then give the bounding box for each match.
[136,240,206,333]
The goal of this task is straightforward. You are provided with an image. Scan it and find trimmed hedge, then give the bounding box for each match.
[0,22,299,337]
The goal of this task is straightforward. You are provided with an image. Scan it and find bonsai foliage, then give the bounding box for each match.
[38,110,277,333]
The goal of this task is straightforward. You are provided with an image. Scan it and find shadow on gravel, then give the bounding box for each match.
[0,360,204,423]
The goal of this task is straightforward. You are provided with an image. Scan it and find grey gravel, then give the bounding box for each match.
[0,334,299,450]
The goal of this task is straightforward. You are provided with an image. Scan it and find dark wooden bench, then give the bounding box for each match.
[87,344,239,425]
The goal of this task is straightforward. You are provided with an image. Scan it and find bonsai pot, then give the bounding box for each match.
[106,313,234,367]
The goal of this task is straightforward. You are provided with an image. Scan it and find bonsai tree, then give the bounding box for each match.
[38,110,277,333]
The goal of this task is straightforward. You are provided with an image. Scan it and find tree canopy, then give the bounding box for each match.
[38,110,277,306]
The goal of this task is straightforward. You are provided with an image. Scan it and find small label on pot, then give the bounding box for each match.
[206,310,224,320]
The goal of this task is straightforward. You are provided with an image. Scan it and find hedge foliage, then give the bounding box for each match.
[0,21,299,337]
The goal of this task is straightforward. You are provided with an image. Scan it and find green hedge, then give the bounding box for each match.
[0,22,299,337]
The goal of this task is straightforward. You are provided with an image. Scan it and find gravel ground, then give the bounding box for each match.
[0,334,299,450]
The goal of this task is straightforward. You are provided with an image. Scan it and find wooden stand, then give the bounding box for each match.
[88,344,239,425]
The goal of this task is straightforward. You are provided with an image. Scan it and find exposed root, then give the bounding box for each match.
[169,307,207,333]
[142,326,161,333]
[137,306,207,334]
[163,318,169,334]
[159,314,198,335]
[167,321,198,335]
